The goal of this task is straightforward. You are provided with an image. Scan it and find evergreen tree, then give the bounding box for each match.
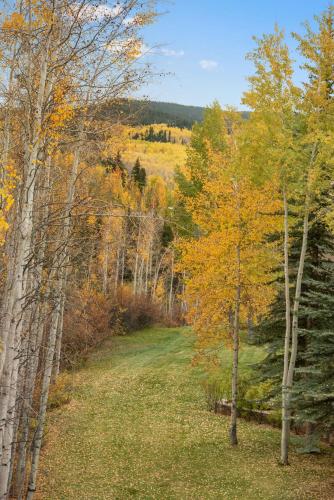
[257,203,334,433]
[131,158,147,192]
[256,7,334,438]
[161,222,174,247]
[101,151,126,185]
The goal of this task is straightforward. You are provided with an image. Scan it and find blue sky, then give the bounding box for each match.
[139,0,332,108]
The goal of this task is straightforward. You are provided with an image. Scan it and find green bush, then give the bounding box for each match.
[244,380,274,410]
[202,366,276,413]
[202,369,251,410]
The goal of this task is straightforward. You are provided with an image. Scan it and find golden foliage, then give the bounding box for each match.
[178,136,282,350]
[0,165,17,245]
[122,139,187,178]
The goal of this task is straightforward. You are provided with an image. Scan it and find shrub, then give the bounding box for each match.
[62,284,118,369]
[115,286,163,332]
[202,369,251,411]
[48,373,73,410]
[244,380,274,410]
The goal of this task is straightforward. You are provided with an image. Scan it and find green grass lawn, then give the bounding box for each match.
[38,327,333,499]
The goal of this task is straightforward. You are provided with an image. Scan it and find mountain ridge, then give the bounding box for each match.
[99,99,250,129]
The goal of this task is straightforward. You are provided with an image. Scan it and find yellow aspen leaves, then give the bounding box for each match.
[177,120,282,352]
[0,165,17,245]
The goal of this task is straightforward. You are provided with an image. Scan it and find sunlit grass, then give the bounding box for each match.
[122,140,187,179]
[38,327,333,499]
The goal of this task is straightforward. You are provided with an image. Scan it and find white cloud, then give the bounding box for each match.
[71,3,133,24]
[199,59,218,71]
[160,48,185,57]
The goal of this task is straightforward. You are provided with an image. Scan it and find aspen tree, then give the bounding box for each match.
[178,112,282,445]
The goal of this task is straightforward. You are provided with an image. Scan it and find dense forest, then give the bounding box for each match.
[0,1,333,499]
[99,99,206,128]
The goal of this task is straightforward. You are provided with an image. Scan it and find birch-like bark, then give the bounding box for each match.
[230,245,240,446]
[52,292,66,380]
[281,188,291,465]
[15,302,46,500]
[168,250,174,318]
[114,247,119,294]
[0,39,52,497]
[0,4,51,384]
[280,143,317,465]
[27,298,61,499]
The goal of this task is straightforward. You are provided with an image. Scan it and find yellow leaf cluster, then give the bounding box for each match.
[2,12,25,31]
[0,165,17,245]
[178,144,282,351]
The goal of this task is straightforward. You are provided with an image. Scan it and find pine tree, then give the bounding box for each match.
[255,7,334,441]
[256,203,334,434]
[295,220,334,433]
[131,158,146,192]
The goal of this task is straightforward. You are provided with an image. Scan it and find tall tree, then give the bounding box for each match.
[178,112,281,445]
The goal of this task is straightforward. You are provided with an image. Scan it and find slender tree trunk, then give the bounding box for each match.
[280,143,317,465]
[52,285,66,381]
[114,247,119,294]
[168,250,174,318]
[121,246,125,287]
[27,298,60,499]
[103,242,110,294]
[15,302,46,499]
[230,245,241,446]
[281,188,291,465]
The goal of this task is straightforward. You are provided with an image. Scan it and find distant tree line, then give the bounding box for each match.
[132,126,188,144]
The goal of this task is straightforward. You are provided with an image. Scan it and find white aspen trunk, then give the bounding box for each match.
[0,16,58,489]
[15,301,46,500]
[148,239,153,295]
[230,246,240,446]
[133,221,142,295]
[0,264,35,496]
[114,247,119,295]
[168,250,174,318]
[280,143,317,465]
[0,24,51,446]
[120,246,125,287]
[281,188,292,465]
[0,360,20,497]
[13,154,51,496]
[51,136,81,381]
[282,194,310,461]
[102,242,109,295]
[145,250,149,295]
[26,299,61,499]
[7,302,33,492]
[52,292,65,381]
[133,250,139,295]
[138,257,144,294]
[151,249,167,299]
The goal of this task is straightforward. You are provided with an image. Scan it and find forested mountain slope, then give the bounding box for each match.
[98,99,250,129]
[98,100,205,128]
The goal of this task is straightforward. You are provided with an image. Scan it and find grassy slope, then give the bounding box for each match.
[38,328,333,499]
[122,140,187,179]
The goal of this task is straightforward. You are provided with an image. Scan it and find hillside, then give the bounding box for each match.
[98,99,250,129]
[135,101,205,128]
[97,100,205,129]
[38,328,333,499]
[121,124,190,178]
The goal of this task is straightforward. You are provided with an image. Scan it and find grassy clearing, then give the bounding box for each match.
[122,140,187,178]
[38,327,333,499]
